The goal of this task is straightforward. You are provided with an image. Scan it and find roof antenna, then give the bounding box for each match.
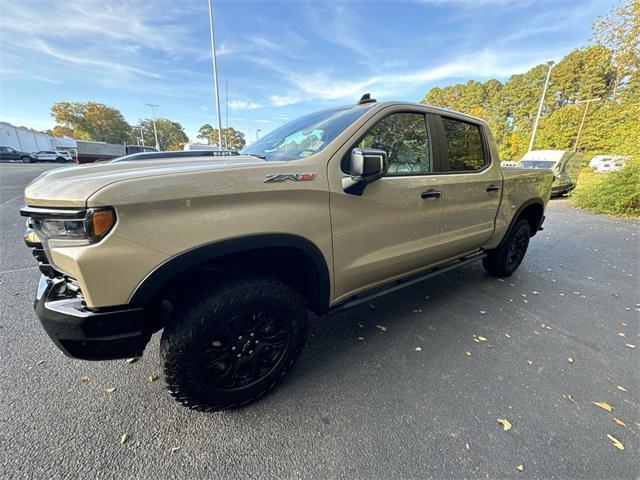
[358,93,376,105]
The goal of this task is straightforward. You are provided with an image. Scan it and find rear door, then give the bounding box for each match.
[432,115,502,256]
[328,107,448,303]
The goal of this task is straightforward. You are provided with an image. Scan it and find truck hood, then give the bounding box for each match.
[24,155,277,207]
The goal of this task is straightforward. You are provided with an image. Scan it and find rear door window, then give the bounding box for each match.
[440,117,486,172]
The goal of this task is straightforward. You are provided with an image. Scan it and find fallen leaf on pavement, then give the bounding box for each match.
[465,443,470,449]
[80,376,90,382]
[607,434,624,450]
[617,332,626,337]
[477,336,487,342]
[567,357,574,364]
[613,417,626,427]
[625,344,636,349]
[620,322,627,327]
[465,351,472,357]
[120,433,128,445]
[616,385,627,392]
[126,358,138,364]
[563,394,575,402]
[516,464,524,472]
[497,418,512,431]
[480,310,486,314]
[170,446,181,454]
[36,360,45,366]
[148,373,158,382]
[504,333,511,338]
[527,360,533,365]
[375,325,386,332]
[593,402,613,412]
[105,387,116,394]
[357,337,364,341]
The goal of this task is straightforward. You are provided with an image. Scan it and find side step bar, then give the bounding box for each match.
[328,251,486,315]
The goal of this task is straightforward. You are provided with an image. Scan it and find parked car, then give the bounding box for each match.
[590,154,629,173]
[519,150,584,196]
[0,146,34,163]
[110,149,239,163]
[34,150,74,163]
[20,96,553,411]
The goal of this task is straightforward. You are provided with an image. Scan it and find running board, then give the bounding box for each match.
[328,251,486,316]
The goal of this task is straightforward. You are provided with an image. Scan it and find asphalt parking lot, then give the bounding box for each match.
[1,163,638,479]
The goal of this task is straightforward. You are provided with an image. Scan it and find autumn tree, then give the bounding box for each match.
[50,102,132,143]
[138,119,189,151]
[197,124,246,151]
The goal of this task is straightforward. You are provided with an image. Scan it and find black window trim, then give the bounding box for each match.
[341,109,435,178]
[430,114,492,175]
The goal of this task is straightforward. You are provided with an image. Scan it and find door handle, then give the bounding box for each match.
[421,189,442,199]
[486,185,500,192]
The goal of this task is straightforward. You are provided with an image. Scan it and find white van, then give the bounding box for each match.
[519,150,584,196]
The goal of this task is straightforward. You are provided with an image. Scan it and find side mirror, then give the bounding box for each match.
[343,148,388,195]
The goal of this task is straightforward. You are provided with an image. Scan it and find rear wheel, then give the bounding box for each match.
[55,156,65,163]
[21,156,32,163]
[483,219,530,277]
[160,276,308,411]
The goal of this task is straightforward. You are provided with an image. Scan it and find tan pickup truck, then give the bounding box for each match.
[21,96,553,411]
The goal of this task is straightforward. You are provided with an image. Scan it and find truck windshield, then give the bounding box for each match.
[520,160,556,169]
[241,106,369,161]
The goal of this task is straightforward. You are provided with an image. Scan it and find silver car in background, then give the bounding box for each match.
[33,150,74,163]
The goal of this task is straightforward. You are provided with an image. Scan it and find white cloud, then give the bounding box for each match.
[256,48,560,105]
[228,100,260,110]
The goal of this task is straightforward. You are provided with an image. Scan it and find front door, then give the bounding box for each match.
[328,109,447,303]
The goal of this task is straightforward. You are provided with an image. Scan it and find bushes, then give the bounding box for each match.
[570,156,640,217]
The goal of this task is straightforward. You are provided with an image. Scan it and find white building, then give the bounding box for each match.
[0,122,77,153]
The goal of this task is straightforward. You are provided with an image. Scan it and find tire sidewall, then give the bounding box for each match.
[161,277,308,411]
[502,220,530,275]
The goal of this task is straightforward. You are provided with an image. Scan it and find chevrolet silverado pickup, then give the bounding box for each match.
[21,95,553,411]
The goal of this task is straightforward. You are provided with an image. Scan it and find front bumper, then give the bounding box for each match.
[35,275,148,360]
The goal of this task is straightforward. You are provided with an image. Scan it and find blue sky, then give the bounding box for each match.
[0,0,616,144]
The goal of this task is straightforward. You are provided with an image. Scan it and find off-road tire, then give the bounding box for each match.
[160,276,308,412]
[483,219,531,277]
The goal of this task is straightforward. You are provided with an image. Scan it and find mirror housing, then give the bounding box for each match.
[343,148,388,195]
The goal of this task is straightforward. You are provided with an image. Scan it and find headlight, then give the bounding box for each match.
[21,207,116,247]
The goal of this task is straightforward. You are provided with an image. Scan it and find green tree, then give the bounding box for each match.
[138,118,189,151]
[592,0,640,96]
[197,124,246,151]
[50,101,132,143]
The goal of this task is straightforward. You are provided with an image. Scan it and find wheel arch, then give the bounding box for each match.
[130,233,331,315]
[497,199,545,247]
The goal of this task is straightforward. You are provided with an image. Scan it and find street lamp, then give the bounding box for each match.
[528,60,554,153]
[145,103,160,150]
[207,0,224,150]
[574,98,600,151]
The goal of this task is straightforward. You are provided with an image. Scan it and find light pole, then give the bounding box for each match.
[139,127,145,147]
[207,0,224,150]
[528,60,554,153]
[145,103,160,150]
[574,98,600,151]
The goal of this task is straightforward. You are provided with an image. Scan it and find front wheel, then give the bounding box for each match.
[160,276,308,411]
[21,156,32,163]
[483,219,531,277]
